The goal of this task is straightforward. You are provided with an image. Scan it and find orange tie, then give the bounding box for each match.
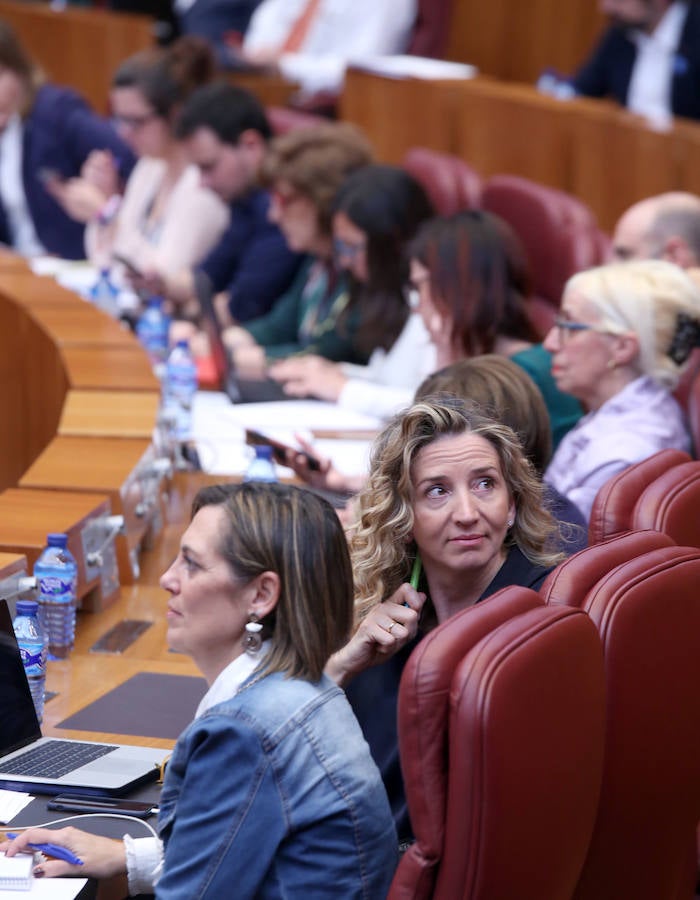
[281,0,322,53]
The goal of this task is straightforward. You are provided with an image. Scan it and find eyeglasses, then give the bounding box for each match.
[333,237,366,260]
[553,317,616,341]
[113,112,158,131]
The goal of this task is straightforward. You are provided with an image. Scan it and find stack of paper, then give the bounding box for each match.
[0,791,32,824]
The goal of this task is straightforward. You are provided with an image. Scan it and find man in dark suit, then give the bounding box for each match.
[134,83,302,324]
[572,0,700,121]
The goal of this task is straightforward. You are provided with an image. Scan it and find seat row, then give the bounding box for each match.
[390,449,700,897]
[393,531,700,899]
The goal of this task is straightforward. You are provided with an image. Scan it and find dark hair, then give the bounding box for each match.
[0,19,43,112]
[191,482,353,682]
[112,36,216,121]
[176,81,271,144]
[409,209,538,356]
[333,164,434,354]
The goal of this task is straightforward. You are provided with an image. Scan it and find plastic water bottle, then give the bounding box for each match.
[13,600,48,722]
[243,445,278,483]
[136,297,170,372]
[34,534,78,660]
[164,340,198,441]
[89,268,120,318]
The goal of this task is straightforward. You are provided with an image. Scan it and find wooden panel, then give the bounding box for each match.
[27,301,134,347]
[0,552,27,580]
[61,345,159,391]
[59,390,160,439]
[568,105,681,232]
[227,71,300,108]
[0,487,116,607]
[340,68,462,163]
[445,0,605,84]
[0,294,67,491]
[673,118,700,198]
[453,80,575,189]
[0,0,154,113]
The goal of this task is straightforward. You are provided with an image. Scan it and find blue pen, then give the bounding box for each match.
[6,833,84,866]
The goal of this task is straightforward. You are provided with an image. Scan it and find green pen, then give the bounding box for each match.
[409,555,422,590]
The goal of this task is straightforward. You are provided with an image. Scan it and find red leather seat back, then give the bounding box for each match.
[406,0,454,58]
[402,147,482,216]
[587,448,692,544]
[482,174,605,307]
[541,529,675,604]
[389,587,541,900]
[632,460,700,547]
[570,546,700,900]
[266,105,328,135]
[435,603,605,900]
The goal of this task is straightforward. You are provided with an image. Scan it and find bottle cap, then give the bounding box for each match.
[254,445,274,460]
[46,533,68,548]
[16,599,39,616]
[148,296,163,307]
[176,339,189,349]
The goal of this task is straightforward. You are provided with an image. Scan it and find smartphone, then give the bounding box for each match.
[245,429,321,472]
[112,253,144,278]
[47,795,156,819]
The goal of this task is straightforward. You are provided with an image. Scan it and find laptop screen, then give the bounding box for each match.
[0,599,42,757]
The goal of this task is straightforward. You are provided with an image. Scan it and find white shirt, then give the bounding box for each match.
[0,114,46,257]
[339,312,436,418]
[627,0,688,127]
[243,0,417,94]
[125,648,268,896]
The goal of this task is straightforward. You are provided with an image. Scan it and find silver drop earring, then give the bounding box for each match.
[243,613,263,655]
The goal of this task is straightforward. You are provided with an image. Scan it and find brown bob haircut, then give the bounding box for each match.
[191,481,353,682]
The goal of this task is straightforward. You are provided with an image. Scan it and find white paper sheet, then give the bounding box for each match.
[0,877,88,898]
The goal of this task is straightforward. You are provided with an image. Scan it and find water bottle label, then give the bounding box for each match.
[38,576,74,599]
[19,646,45,676]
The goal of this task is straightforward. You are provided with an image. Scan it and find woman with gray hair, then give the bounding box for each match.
[544,259,700,522]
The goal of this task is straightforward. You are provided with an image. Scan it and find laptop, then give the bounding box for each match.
[0,599,167,796]
[194,270,295,404]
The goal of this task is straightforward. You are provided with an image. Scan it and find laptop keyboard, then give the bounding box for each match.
[0,740,117,778]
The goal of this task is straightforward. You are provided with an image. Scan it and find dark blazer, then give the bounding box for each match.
[198,188,303,323]
[178,0,263,64]
[345,546,556,841]
[0,84,136,260]
[572,0,700,120]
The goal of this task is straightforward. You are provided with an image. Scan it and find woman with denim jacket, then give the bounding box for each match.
[2,483,397,898]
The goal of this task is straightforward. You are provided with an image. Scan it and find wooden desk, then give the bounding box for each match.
[0,0,154,113]
[60,345,159,391]
[340,71,700,232]
[59,391,161,439]
[19,435,165,585]
[0,488,120,610]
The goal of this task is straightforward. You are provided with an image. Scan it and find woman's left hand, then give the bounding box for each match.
[325,583,427,687]
[0,827,126,879]
[269,356,348,401]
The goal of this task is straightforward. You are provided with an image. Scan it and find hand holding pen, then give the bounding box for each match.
[0,826,127,880]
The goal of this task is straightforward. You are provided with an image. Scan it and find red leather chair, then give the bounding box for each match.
[540,529,675,604]
[543,546,700,900]
[266,105,327,135]
[482,174,606,309]
[401,147,482,216]
[631,460,700,547]
[405,0,454,59]
[587,448,692,545]
[390,588,605,900]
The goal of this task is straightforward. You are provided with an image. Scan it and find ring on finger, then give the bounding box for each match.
[387,621,397,634]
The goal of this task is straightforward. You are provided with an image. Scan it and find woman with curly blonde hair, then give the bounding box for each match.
[327,397,564,840]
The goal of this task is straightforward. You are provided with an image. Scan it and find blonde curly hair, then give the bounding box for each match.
[350,398,563,622]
